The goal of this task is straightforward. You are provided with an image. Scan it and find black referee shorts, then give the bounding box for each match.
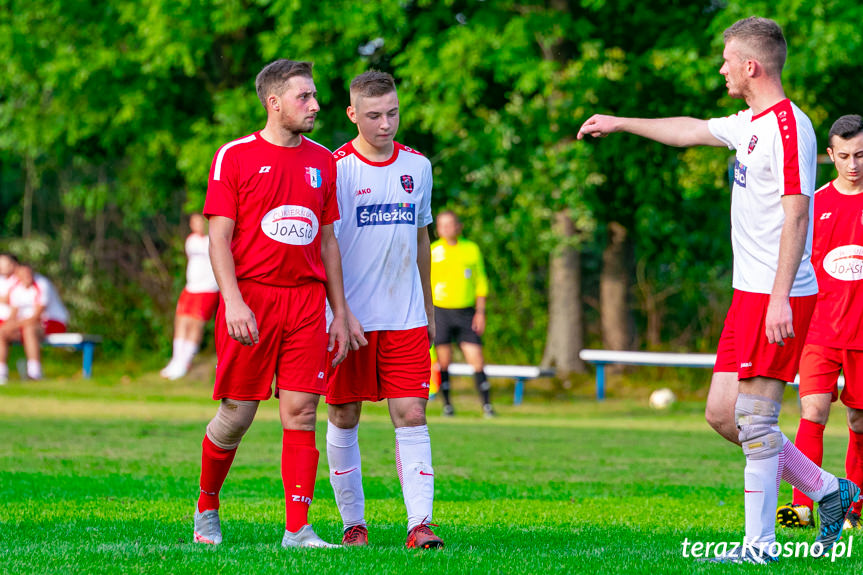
[434,306,482,346]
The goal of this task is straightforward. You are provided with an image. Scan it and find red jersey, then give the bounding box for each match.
[806,181,863,349]
[204,133,339,287]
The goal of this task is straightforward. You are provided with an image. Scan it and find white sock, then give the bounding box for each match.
[27,359,42,380]
[181,339,199,367]
[780,435,838,501]
[395,425,434,531]
[0,364,8,379]
[743,447,780,551]
[172,338,183,363]
[327,421,365,530]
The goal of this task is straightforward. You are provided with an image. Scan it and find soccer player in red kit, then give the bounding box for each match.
[325,71,443,549]
[577,17,858,563]
[193,59,351,548]
[777,115,863,531]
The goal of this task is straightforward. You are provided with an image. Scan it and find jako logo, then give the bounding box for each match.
[824,245,863,282]
[261,205,319,246]
[356,188,372,196]
[357,203,415,227]
[292,495,312,505]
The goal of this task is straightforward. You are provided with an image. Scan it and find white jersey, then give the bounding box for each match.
[0,275,16,320]
[184,233,219,293]
[330,141,433,331]
[708,98,818,297]
[9,274,69,324]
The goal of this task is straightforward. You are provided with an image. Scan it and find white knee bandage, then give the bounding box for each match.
[206,398,259,450]
[736,393,782,459]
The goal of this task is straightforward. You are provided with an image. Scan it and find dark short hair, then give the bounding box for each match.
[255,60,313,108]
[723,17,787,76]
[350,70,397,103]
[828,115,863,148]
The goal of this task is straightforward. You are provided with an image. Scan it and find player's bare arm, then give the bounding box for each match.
[577,114,725,147]
[208,215,259,346]
[321,224,352,366]
[765,193,810,345]
[417,225,435,346]
[472,296,487,336]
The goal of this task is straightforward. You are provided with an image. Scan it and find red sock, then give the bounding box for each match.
[791,418,824,510]
[282,429,319,532]
[197,435,237,512]
[847,429,863,514]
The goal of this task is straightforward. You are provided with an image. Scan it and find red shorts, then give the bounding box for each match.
[176,289,220,321]
[326,327,431,404]
[43,320,66,335]
[213,281,328,401]
[714,290,816,382]
[798,344,863,409]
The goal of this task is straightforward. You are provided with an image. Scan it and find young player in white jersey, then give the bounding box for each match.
[325,70,443,549]
[577,17,858,563]
[777,115,863,531]
[0,263,68,383]
[161,214,220,380]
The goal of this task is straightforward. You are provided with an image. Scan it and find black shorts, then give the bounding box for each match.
[434,306,482,346]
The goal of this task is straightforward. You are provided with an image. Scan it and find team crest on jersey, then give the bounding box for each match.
[304,167,322,189]
[748,135,758,154]
[400,175,414,194]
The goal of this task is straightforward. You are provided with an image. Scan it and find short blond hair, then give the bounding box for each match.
[349,70,396,106]
[723,17,787,77]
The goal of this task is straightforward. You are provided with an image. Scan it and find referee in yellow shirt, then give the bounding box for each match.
[431,211,494,417]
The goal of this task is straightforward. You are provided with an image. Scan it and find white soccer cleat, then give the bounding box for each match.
[193,509,222,545]
[281,524,340,548]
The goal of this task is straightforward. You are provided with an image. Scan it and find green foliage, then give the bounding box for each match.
[2,1,863,358]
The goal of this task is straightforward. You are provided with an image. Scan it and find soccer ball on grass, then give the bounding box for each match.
[649,388,676,409]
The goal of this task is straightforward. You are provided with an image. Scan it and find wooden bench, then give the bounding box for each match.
[579,349,842,401]
[445,363,555,405]
[43,333,103,378]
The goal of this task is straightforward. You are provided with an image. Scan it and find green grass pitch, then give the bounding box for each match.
[0,363,860,573]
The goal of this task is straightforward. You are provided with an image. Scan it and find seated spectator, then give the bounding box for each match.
[160,214,220,380]
[0,263,69,383]
[0,253,19,329]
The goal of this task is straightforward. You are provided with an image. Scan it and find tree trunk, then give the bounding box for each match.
[542,210,585,376]
[600,221,634,351]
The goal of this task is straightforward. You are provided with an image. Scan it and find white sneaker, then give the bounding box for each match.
[281,524,340,548]
[193,509,222,545]
[159,360,178,379]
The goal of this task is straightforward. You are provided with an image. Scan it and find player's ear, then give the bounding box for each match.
[826,146,835,163]
[268,94,280,112]
[346,105,358,125]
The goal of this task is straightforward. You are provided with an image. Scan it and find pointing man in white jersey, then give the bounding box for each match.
[577,17,857,563]
[326,70,443,549]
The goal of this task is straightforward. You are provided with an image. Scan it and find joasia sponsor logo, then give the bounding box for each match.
[357,203,415,227]
[261,205,319,246]
[824,244,863,281]
[681,536,855,562]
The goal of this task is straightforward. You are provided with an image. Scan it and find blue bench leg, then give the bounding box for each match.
[513,377,525,406]
[596,363,606,401]
[82,343,94,379]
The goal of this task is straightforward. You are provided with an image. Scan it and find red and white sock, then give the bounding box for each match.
[791,419,824,510]
[847,429,863,515]
[781,435,838,502]
[395,425,434,531]
[197,435,238,512]
[282,429,318,532]
[326,421,365,530]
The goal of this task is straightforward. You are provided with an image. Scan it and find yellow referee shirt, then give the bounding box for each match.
[430,238,488,309]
